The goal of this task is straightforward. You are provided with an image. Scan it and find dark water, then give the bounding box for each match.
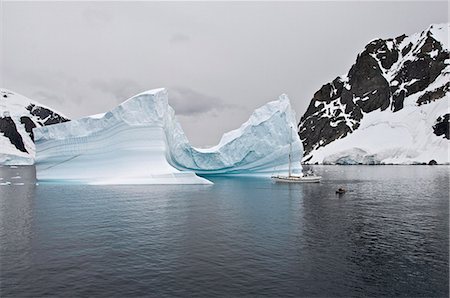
[0,165,448,297]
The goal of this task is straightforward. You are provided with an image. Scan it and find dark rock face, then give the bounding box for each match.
[298,24,449,157]
[0,90,70,158]
[26,104,70,125]
[0,116,27,153]
[349,44,391,113]
[298,77,361,155]
[417,82,450,106]
[20,116,37,141]
[433,114,449,139]
[390,33,448,112]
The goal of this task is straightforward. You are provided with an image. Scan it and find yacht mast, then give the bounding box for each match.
[288,142,292,177]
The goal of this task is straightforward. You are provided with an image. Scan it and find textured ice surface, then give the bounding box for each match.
[34,88,302,184]
[167,93,302,175]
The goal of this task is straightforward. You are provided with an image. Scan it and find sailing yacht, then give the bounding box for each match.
[271,141,322,183]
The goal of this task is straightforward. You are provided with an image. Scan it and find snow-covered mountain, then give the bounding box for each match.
[298,23,449,165]
[0,89,69,165]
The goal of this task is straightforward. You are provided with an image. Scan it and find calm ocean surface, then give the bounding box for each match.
[0,165,448,297]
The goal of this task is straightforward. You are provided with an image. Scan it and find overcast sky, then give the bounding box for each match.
[1,1,448,146]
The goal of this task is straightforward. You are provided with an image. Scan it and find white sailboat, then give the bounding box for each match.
[271,142,322,183]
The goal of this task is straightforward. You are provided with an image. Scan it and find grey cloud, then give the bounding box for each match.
[31,90,65,105]
[169,33,190,44]
[168,87,230,116]
[83,7,112,25]
[5,68,79,91]
[2,1,447,145]
[90,79,143,103]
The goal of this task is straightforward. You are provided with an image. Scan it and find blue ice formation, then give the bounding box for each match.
[34,88,303,184]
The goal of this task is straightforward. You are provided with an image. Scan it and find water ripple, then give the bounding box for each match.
[0,166,448,297]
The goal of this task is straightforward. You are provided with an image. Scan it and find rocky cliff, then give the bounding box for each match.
[298,23,449,164]
[0,89,69,165]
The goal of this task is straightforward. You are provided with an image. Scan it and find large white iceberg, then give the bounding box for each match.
[34,88,302,184]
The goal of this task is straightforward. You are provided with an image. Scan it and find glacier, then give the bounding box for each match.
[34,88,302,184]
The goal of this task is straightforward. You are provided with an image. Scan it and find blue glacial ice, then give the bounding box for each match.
[34,88,303,184]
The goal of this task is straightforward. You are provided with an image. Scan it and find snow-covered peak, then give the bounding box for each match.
[299,23,449,164]
[424,23,448,47]
[1,88,68,119]
[0,88,69,165]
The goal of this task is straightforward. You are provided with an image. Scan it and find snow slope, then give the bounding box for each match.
[0,89,69,165]
[317,97,448,164]
[34,88,302,184]
[299,23,449,164]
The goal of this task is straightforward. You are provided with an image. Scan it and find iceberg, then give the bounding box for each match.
[34,88,302,184]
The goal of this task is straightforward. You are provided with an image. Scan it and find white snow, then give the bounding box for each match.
[306,96,449,165]
[305,23,450,165]
[429,49,439,58]
[378,23,449,84]
[428,23,449,48]
[88,113,106,119]
[342,76,351,91]
[0,88,68,165]
[34,88,302,184]
[0,136,34,165]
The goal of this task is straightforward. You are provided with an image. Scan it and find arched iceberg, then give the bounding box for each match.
[34,88,303,184]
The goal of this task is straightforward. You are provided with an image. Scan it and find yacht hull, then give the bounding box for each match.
[271,175,322,183]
